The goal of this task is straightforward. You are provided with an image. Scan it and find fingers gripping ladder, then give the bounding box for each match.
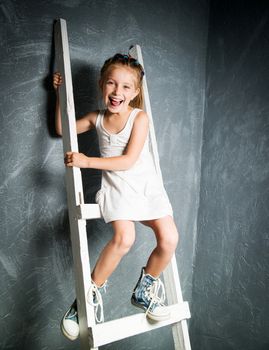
[54,18,191,350]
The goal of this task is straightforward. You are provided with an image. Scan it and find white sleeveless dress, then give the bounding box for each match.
[95,108,173,223]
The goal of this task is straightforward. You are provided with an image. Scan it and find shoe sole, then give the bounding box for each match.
[60,318,79,341]
[131,298,170,322]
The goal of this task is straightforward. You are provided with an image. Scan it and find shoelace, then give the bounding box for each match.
[87,282,105,323]
[67,307,78,321]
[144,278,166,316]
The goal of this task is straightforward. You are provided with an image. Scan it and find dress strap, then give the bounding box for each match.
[126,108,143,129]
[95,110,105,131]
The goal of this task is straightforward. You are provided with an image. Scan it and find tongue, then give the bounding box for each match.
[110,99,121,106]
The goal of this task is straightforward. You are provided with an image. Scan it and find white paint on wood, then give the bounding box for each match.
[76,204,102,220]
[90,302,190,348]
[54,19,96,350]
[129,45,192,350]
[54,21,191,350]
[129,45,163,179]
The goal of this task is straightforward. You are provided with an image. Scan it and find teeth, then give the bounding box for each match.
[110,97,122,102]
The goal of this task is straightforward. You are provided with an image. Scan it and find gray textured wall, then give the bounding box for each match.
[190,1,269,350]
[0,1,208,349]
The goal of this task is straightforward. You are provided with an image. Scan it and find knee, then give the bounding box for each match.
[112,230,135,256]
[158,229,179,254]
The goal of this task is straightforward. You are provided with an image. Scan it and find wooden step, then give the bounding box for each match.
[76,204,102,220]
[89,302,191,348]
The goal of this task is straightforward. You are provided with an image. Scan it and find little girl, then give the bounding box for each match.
[53,53,179,341]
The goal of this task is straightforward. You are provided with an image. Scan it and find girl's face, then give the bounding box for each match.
[101,66,140,114]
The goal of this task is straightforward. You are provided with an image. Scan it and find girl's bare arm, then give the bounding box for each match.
[53,72,63,135]
[53,72,97,135]
[65,111,149,171]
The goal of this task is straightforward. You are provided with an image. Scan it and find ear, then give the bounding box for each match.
[98,79,103,89]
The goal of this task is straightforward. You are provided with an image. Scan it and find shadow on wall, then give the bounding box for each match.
[72,61,102,204]
[45,21,102,201]
[41,20,102,203]
[43,22,104,252]
[8,23,106,349]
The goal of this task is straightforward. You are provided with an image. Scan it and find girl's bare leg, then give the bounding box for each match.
[142,216,179,277]
[91,220,135,286]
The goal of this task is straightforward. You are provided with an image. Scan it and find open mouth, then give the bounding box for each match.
[109,97,123,107]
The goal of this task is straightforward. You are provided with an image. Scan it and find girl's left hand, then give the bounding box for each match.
[64,151,90,168]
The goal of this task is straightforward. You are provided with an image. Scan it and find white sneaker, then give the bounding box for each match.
[61,300,79,341]
[61,281,107,341]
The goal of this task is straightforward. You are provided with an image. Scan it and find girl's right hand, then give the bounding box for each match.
[53,72,63,91]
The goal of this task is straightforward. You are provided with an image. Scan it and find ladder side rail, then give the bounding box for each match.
[129,45,163,180]
[164,256,192,350]
[54,18,96,350]
[129,45,191,350]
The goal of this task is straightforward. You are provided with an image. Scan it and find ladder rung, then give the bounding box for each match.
[89,302,191,348]
[76,204,102,220]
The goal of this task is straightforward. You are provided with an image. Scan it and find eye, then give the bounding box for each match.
[124,85,131,89]
[106,80,114,85]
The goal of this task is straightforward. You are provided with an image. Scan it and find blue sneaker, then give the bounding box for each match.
[61,281,107,341]
[131,268,170,321]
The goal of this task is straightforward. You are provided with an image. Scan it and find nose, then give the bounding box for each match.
[113,85,121,95]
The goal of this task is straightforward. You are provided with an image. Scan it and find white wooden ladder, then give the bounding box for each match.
[54,18,191,350]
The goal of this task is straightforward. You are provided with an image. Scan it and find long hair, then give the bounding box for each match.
[99,53,144,109]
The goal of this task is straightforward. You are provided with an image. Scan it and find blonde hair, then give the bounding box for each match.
[99,53,144,109]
